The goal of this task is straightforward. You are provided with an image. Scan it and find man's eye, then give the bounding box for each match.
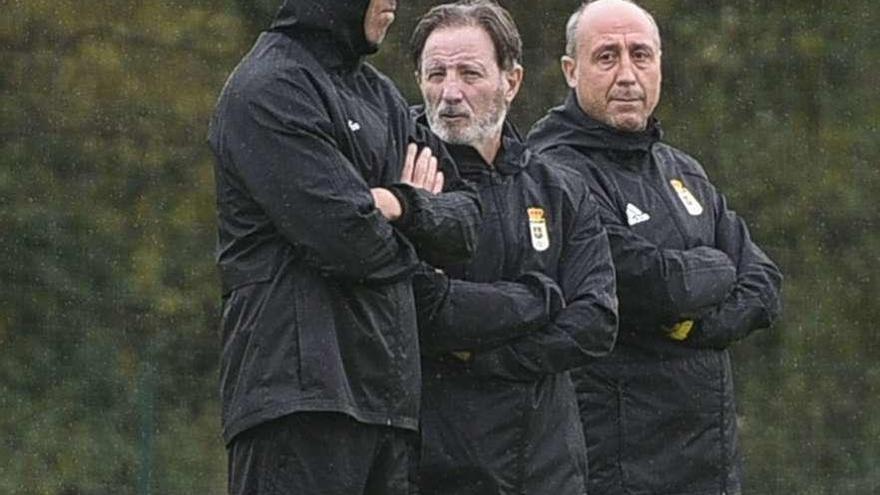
[597,52,615,63]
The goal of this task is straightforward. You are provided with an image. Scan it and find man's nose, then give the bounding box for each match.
[615,54,637,85]
[441,80,464,102]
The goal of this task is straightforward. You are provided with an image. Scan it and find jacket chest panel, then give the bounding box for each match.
[614,165,715,250]
[460,175,562,282]
[330,77,399,186]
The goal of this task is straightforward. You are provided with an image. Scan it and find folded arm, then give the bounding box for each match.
[414,265,564,355]
[468,192,619,380]
[685,194,783,348]
[592,186,737,330]
[219,74,419,283]
[383,122,483,267]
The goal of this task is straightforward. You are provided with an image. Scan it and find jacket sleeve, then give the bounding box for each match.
[414,264,565,355]
[686,193,783,348]
[588,178,738,329]
[217,73,419,283]
[387,123,482,266]
[467,192,620,381]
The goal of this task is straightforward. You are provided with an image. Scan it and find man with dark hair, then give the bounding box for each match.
[529,1,783,494]
[409,2,619,494]
[208,1,482,493]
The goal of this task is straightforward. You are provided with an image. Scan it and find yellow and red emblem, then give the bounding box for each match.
[670,179,704,216]
[527,207,550,252]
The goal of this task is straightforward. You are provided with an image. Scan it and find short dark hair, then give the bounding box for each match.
[409,0,522,72]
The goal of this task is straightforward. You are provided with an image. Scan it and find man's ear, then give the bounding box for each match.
[503,63,524,104]
[561,55,577,89]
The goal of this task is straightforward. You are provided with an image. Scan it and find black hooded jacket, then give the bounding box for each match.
[413,113,618,495]
[529,93,781,358]
[208,0,481,444]
[528,93,782,495]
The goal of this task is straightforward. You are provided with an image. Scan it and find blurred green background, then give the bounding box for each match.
[1,1,878,493]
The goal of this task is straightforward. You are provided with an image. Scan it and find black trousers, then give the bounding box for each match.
[228,412,418,495]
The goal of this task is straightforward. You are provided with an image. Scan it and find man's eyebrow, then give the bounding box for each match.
[457,60,488,71]
[590,40,622,55]
[422,60,447,70]
[629,41,656,52]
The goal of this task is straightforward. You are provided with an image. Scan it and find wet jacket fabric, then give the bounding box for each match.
[528,93,783,495]
[414,114,618,495]
[208,0,481,445]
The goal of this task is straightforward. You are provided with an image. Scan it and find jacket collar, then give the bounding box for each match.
[445,135,529,177]
[529,91,662,154]
[271,0,374,70]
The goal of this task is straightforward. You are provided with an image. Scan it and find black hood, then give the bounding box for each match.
[271,0,375,67]
[528,91,662,154]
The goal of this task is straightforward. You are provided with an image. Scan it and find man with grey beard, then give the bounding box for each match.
[407,2,618,494]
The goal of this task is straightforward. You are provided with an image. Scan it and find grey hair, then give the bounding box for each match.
[564,0,661,57]
[410,0,522,72]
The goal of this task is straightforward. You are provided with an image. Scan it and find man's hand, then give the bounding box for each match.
[401,143,444,193]
[451,351,473,362]
[371,145,446,220]
[371,188,402,221]
[667,320,695,341]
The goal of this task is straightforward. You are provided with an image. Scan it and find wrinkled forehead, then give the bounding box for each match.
[421,26,498,67]
[579,3,659,50]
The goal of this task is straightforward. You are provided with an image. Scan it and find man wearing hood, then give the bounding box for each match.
[208,1,482,493]
[409,2,618,494]
[528,1,783,494]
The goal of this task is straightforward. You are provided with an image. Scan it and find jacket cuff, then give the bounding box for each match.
[467,346,542,382]
[517,271,566,317]
[681,316,733,350]
[385,183,421,230]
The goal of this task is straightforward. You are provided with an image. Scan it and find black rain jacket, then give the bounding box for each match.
[528,93,783,495]
[208,0,481,445]
[414,113,618,495]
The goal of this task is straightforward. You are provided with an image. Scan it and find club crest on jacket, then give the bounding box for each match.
[670,179,704,216]
[528,207,550,251]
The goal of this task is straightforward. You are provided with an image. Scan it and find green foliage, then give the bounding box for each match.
[1,1,877,493]
[0,1,244,492]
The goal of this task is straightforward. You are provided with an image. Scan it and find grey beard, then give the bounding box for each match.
[426,91,508,149]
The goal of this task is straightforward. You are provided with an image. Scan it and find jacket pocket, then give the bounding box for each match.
[290,268,416,402]
[290,267,333,392]
[220,278,274,424]
[617,352,729,494]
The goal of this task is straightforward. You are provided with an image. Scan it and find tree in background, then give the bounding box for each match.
[1,1,878,493]
[0,2,245,493]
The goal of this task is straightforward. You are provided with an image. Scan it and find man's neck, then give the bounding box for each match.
[475,134,502,166]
